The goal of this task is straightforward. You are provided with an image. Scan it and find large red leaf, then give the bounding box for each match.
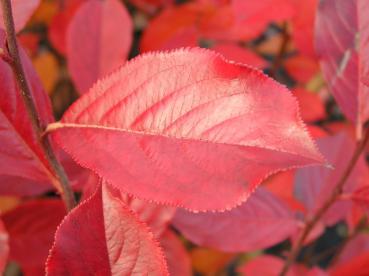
[294,133,369,226]
[0,219,8,274]
[315,0,369,138]
[50,48,325,211]
[2,199,65,275]
[0,0,40,32]
[172,188,299,252]
[67,0,133,94]
[46,183,168,275]
[0,30,57,193]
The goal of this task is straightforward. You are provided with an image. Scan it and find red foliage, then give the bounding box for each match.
[173,188,298,252]
[67,0,133,93]
[2,199,65,275]
[315,0,369,138]
[0,0,369,274]
[46,183,169,275]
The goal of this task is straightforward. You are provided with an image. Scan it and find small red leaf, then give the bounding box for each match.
[292,88,326,123]
[48,0,84,55]
[294,133,368,226]
[46,183,169,275]
[0,0,40,32]
[2,199,65,275]
[238,255,327,276]
[51,48,325,211]
[335,234,369,265]
[331,251,369,276]
[285,55,320,84]
[67,0,133,93]
[129,0,174,14]
[160,230,192,276]
[140,3,202,52]
[238,255,292,276]
[351,185,369,209]
[172,188,298,252]
[290,0,318,58]
[315,0,369,138]
[231,0,295,40]
[264,171,305,212]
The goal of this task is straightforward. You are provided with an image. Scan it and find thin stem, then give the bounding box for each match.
[280,126,369,276]
[0,0,76,211]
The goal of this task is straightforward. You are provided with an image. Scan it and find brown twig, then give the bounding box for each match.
[0,0,76,211]
[280,126,369,276]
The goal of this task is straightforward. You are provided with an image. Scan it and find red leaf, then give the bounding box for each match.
[80,178,176,237]
[294,133,368,226]
[238,255,327,276]
[172,188,298,252]
[50,48,325,211]
[264,171,305,212]
[0,30,57,192]
[0,0,40,32]
[285,55,320,84]
[46,183,168,275]
[160,230,192,276]
[129,0,174,14]
[0,175,51,196]
[352,185,369,209]
[238,255,292,276]
[315,0,369,138]
[331,251,369,276]
[289,0,318,58]
[67,0,133,94]
[140,3,202,52]
[335,234,369,266]
[48,0,84,55]
[231,0,295,40]
[122,196,176,238]
[2,199,65,275]
[292,88,326,123]
[212,43,267,68]
[0,219,8,274]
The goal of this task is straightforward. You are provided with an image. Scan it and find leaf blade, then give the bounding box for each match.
[52,48,325,211]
